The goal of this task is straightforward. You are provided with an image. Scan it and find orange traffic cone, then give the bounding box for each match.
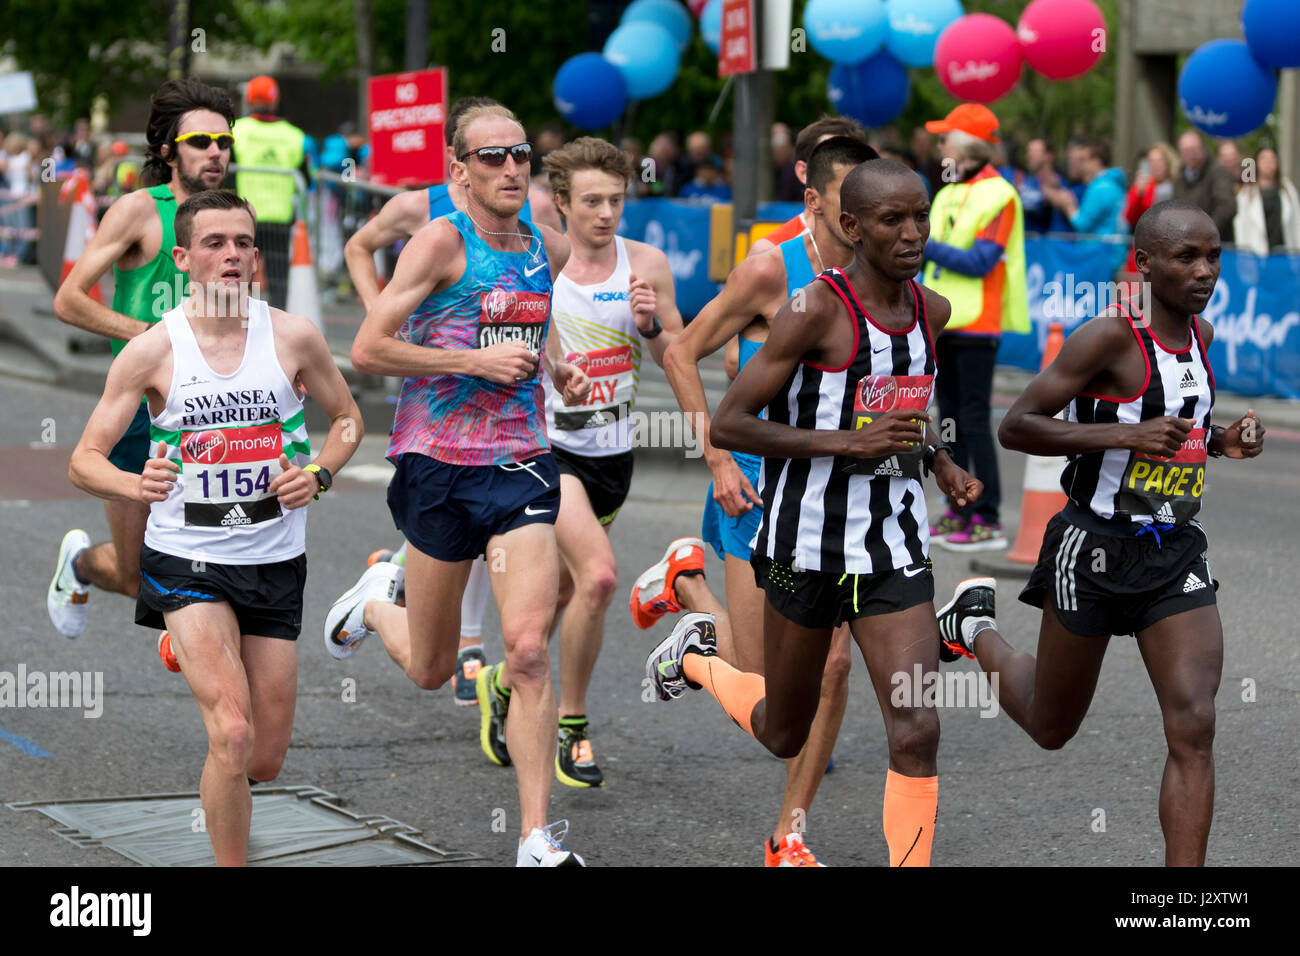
[58,170,102,303]
[1005,322,1068,565]
[286,220,322,332]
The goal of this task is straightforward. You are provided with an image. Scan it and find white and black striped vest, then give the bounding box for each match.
[1062,301,1215,526]
[754,269,936,574]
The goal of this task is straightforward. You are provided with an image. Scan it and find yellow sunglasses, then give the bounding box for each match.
[175,131,235,150]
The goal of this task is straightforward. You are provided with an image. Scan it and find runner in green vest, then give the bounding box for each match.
[232,76,308,310]
[48,77,235,639]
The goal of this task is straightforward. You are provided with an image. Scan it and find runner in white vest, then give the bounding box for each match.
[67,190,362,866]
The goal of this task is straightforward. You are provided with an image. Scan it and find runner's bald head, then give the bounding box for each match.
[840,159,926,218]
[1134,200,1218,256]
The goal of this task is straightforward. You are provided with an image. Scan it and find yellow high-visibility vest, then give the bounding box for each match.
[924,166,1029,336]
[232,116,304,224]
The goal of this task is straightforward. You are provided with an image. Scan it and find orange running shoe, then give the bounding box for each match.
[765,833,825,867]
[629,537,705,630]
[158,631,181,673]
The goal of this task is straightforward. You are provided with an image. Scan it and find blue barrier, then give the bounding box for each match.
[621,200,1300,399]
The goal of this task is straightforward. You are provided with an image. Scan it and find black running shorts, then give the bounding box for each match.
[1020,503,1218,637]
[135,545,306,640]
[751,553,935,629]
[552,446,634,527]
[388,452,561,562]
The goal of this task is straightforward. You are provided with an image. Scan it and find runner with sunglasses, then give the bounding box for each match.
[49,78,237,643]
[329,104,593,866]
[345,96,537,708]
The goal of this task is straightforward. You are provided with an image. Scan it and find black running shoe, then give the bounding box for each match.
[936,577,997,663]
[476,662,511,766]
[555,718,604,788]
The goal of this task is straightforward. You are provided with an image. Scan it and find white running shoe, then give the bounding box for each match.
[516,820,586,867]
[324,562,401,660]
[47,529,91,638]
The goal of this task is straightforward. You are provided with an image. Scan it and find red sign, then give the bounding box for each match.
[719,0,757,76]
[367,68,448,186]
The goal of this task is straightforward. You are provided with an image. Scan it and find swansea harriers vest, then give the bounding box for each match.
[145,299,311,564]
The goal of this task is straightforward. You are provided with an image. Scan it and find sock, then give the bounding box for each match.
[961,616,997,651]
[393,541,407,566]
[682,653,764,736]
[458,643,484,659]
[558,714,587,728]
[493,667,511,698]
[882,769,938,867]
[71,549,90,587]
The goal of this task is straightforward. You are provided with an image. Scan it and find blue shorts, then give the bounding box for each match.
[701,455,763,561]
[109,402,151,474]
[387,453,561,562]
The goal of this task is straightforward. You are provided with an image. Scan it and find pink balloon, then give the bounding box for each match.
[934,14,1023,104]
[1017,0,1106,80]
[687,0,708,16]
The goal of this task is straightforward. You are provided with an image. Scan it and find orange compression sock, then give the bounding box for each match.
[882,769,938,867]
[681,653,765,737]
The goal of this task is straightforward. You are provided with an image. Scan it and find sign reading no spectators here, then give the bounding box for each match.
[367,68,448,186]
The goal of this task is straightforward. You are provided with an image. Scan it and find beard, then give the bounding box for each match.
[176,165,219,195]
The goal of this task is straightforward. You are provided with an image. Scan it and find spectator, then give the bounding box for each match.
[678,154,731,203]
[64,118,96,168]
[1217,140,1244,187]
[1,131,34,266]
[1044,139,1129,272]
[1121,141,1178,272]
[683,130,713,182]
[922,104,1028,551]
[1174,130,1236,243]
[913,124,945,196]
[772,122,801,201]
[1017,138,1076,234]
[231,75,309,308]
[647,131,684,196]
[621,136,648,197]
[1234,146,1300,255]
[531,120,565,176]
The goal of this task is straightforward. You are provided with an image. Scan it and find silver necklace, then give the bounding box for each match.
[806,228,826,274]
[466,211,538,258]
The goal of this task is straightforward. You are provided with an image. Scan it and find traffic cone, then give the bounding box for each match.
[57,170,102,303]
[972,323,1068,577]
[286,220,322,332]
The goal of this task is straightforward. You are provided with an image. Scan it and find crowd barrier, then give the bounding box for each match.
[616,197,1300,400]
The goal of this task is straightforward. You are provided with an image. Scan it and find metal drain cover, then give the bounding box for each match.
[8,785,480,866]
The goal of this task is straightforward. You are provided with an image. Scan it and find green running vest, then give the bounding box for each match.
[110,184,180,357]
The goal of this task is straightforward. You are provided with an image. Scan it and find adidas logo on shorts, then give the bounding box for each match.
[1154,502,1175,524]
[1183,572,1207,593]
[221,503,252,526]
[873,455,904,478]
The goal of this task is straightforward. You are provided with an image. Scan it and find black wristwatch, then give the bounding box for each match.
[304,464,333,500]
[640,315,664,339]
[1207,424,1226,458]
[923,443,954,477]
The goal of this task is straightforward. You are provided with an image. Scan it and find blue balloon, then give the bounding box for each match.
[827,51,910,128]
[553,53,628,130]
[604,21,681,100]
[1178,39,1277,139]
[805,0,887,65]
[623,0,693,53]
[701,0,722,55]
[1242,0,1300,69]
[885,0,963,68]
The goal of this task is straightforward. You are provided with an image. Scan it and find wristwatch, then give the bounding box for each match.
[923,443,954,477]
[304,463,332,500]
[640,315,664,339]
[1207,424,1226,458]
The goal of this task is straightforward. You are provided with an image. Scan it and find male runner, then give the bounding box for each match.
[344,95,533,706]
[638,136,874,865]
[326,105,592,866]
[936,200,1263,866]
[650,160,981,868]
[68,190,361,865]
[474,136,683,788]
[49,78,235,638]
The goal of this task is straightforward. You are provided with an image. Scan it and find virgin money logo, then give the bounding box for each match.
[482,290,518,323]
[859,376,897,412]
[183,430,227,464]
[948,61,1000,84]
[566,352,590,371]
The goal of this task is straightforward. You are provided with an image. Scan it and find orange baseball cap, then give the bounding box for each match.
[246,75,280,106]
[925,103,1000,143]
